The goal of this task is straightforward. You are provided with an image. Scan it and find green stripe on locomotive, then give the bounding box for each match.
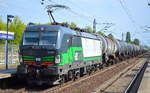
[23,56,55,61]
[84,57,102,61]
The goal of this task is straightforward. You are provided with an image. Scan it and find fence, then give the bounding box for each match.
[0,44,19,65]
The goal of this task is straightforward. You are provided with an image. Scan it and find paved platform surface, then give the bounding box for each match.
[0,68,16,79]
[138,62,150,93]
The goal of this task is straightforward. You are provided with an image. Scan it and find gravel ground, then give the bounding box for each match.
[101,54,149,93]
[103,59,146,93]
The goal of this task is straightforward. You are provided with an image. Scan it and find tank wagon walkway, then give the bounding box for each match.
[138,61,150,93]
[0,68,16,79]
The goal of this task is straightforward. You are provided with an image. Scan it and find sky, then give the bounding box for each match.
[0,0,150,46]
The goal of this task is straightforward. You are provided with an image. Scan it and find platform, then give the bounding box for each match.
[138,62,150,93]
[0,68,16,79]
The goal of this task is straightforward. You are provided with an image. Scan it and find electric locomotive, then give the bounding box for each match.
[17,24,103,85]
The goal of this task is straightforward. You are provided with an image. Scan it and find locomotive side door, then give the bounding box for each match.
[71,36,83,63]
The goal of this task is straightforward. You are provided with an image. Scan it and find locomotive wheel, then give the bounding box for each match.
[68,71,74,81]
[60,75,65,84]
[75,72,80,80]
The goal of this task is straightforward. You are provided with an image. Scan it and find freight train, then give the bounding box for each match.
[16,24,147,85]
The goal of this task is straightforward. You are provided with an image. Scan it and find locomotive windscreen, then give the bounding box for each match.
[23,31,58,46]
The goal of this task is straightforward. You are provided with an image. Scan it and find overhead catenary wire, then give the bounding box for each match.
[42,0,115,33]
[66,0,113,25]
[41,0,94,23]
[119,0,136,24]
[66,0,116,33]
[117,0,142,37]
[48,0,114,27]
[66,0,95,20]
[59,0,95,23]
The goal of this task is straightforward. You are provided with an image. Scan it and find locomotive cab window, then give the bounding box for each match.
[23,31,39,45]
[39,32,57,45]
[23,31,58,46]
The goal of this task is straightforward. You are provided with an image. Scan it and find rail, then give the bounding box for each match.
[123,60,149,93]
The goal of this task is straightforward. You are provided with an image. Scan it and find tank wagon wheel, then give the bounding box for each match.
[120,57,124,61]
[114,59,118,64]
[112,59,117,64]
[99,64,103,70]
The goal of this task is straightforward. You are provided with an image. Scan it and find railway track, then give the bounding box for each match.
[94,53,150,93]
[123,59,149,93]
[0,53,148,93]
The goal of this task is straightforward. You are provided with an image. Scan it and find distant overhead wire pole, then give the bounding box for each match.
[93,19,97,33]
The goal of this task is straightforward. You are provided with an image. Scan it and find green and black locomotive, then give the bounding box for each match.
[17,24,103,85]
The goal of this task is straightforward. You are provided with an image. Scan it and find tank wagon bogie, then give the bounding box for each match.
[16,24,147,85]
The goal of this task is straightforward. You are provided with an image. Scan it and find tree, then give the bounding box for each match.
[10,16,26,45]
[133,38,140,45]
[0,16,26,45]
[108,33,114,38]
[61,22,77,29]
[0,17,6,30]
[61,22,69,26]
[84,26,93,33]
[70,22,77,29]
[126,32,131,43]
[97,31,105,36]
[0,17,6,44]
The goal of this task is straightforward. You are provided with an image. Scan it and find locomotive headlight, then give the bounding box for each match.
[55,55,60,64]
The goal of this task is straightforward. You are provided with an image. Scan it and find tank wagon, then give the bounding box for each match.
[16,24,147,85]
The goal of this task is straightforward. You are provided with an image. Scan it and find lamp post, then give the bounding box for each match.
[5,15,14,70]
